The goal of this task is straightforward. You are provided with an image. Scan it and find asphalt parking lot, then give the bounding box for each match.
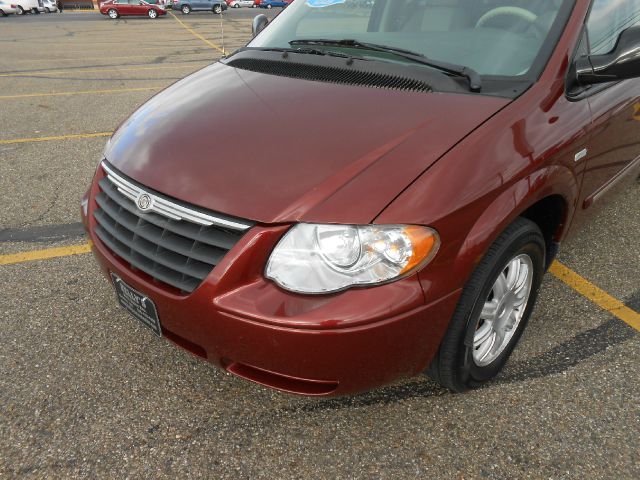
[1,9,639,479]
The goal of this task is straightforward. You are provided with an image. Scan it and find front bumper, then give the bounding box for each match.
[82,172,459,396]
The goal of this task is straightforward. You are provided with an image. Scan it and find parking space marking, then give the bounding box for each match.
[0,132,111,145]
[0,63,209,78]
[0,244,92,266]
[169,12,226,54]
[0,239,637,332]
[7,45,208,54]
[7,52,214,64]
[549,261,640,331]
[0,86,161,100]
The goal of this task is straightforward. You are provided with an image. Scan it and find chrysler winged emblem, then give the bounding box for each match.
[136,193,152,211]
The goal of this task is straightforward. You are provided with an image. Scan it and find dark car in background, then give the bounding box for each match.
[259,0,290,8]
[172,0,226,14]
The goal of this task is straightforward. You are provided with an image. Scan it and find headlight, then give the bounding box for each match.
[265,223,439,294]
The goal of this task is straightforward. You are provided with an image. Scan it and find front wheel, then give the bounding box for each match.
[16,5,24,14]
[108,8,118,18]
[427,217,545,392]
[181,4,190,13]
[148,8,157,18]
[266,4,272,8]
[212,4,222,13]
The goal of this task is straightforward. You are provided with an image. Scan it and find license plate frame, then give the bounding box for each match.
[110,273,162,337]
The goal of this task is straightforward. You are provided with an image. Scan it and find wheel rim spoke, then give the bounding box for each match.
[505,258,520,291]
[474,321,493,347]
[480,299,499,321]
[513,288,528,307]
[475,331,496,362]
[492,272,508,299]
[513,263,529,294]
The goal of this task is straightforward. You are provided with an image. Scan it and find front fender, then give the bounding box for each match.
[377,164,580,304]
[457,165,578,273]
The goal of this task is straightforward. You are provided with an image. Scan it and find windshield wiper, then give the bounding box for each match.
[289,39,481,92]
[241,46,356,60]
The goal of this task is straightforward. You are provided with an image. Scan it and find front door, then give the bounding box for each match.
[116,0,133,14]
[131,0,148,14]
[580,0,640,209]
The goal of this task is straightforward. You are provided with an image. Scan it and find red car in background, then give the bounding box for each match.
[99,0,167,19]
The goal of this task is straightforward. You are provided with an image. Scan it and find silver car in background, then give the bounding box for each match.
[229,0,255,7]
[0,0,18,15]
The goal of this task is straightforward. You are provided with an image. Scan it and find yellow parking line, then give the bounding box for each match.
[0,132,112,145]
[170,11,226,55]
[549,261,640,332]
[0,86,162,100]
[31,45,207,53]
[0,63,208,78]
[0,244,92,266]
[9,52,213,64]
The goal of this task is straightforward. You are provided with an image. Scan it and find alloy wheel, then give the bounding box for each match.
[473,254,534,366]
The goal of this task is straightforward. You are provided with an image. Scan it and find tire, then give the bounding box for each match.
[181,4,190,13]
[266,4,272,8]
[16,5,24,14]
[148,8,157,18]
[108,8,118,18]
[234,3,239,7]
[212,3,222,13]
[32,8,40,13]
[426,217,545,392]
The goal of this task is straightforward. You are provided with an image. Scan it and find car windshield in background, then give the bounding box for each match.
[249,0,570,78]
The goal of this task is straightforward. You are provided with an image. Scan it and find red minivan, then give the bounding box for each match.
[82,0,640,396]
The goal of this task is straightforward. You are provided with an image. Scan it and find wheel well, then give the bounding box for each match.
[519,195,567,269]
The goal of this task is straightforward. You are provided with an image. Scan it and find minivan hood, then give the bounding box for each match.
[105,62,509,224]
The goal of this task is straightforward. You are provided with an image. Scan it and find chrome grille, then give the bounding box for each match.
[93,161,253,293]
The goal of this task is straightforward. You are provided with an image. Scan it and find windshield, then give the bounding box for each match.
[248,0,570,78]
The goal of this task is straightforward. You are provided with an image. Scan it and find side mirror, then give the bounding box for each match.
[252,14,269,38]
[576,26,640,85]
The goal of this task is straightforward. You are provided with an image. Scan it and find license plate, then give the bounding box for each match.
[111,273,162,337]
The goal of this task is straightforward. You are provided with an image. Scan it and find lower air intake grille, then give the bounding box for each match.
[93,162,252,293]
[227,58,432,93]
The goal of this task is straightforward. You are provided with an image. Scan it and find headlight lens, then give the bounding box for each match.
[265,223,439,294]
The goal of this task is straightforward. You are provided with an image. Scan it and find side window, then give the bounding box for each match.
[587,0,640,54]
